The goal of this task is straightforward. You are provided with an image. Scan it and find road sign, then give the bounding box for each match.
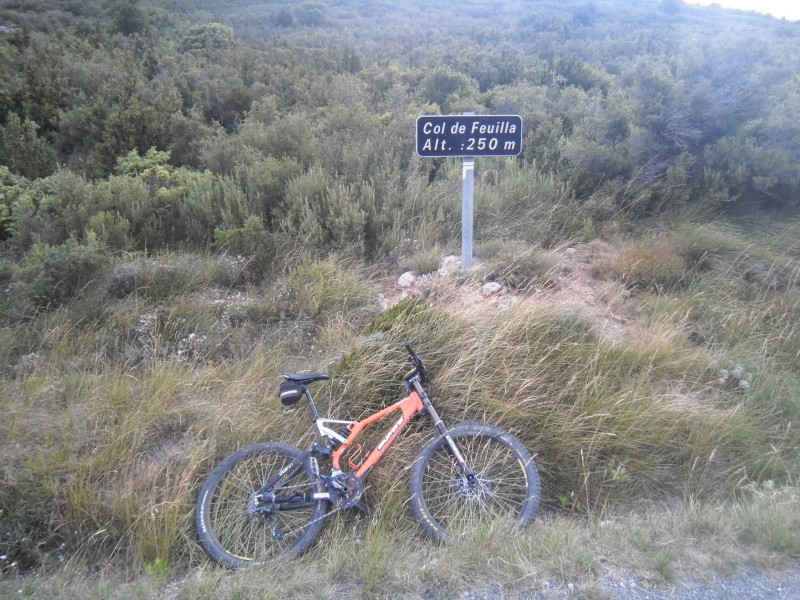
[416,114,523,157]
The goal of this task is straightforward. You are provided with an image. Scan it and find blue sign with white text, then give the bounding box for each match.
[416,114,523,157]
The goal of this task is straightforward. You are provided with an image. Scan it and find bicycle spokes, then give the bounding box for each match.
[452,471,494,503]
[412,424,538,540]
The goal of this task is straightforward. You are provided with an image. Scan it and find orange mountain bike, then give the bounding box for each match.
[196,343,540,568]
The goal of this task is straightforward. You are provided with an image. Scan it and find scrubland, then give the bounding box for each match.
[1,210,798,598]
[1,0,799,597]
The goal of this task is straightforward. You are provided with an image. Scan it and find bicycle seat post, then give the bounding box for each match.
[303,386,320,422]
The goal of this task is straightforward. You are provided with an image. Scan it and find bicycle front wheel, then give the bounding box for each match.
[196,442,327,568]
[410,422,539,543]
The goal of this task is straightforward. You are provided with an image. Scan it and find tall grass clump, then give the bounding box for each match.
[480,241,560,291]
[476,162,584,248]
[285,254,377,322]
[0,344,333,571]
[332,297,785,517]
[636,219,800,479]
[670,222,744,270]
[595,237,686,293]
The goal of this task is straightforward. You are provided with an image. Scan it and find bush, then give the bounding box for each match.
[178,23,234,53]
[104,254,243,302]
[213,215,278,278]
[284,170,389,257]
[405,248,442,275]
[17,241,110,309]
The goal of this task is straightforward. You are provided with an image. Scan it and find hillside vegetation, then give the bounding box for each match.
[0,0,799,596]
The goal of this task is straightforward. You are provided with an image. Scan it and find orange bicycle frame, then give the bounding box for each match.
[330,391,425,477]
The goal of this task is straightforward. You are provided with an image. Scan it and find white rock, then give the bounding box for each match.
[481,282,503,297]
[499,296,519,311]
[397,271,416,288]
[438,255,461,276]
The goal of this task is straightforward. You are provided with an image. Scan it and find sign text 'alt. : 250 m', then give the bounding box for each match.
[416,114,522,157]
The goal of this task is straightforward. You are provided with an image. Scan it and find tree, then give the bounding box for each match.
[0,114,56,179]
[275,8,294,27]
[295,3,328,27]
[419,67,479,113]
[114,1,151,36]
[179,23,235,53]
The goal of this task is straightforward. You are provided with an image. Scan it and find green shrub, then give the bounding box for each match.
[213,215,279,278]
[86,211,132,250]
[405,248,442,275]
[178,23,234,52]
[474,239,507,260]
[18,241,110,309]
[284,170,378,256]
[476,162,583,247]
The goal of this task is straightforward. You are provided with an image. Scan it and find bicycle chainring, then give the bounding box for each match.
[330,473,365,509]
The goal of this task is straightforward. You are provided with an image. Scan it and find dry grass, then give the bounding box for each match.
[2,481,798,598]
[0,216,798,595]
[593,238,686,292]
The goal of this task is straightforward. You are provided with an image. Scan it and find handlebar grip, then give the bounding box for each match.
[403,342,429,383]
[404,342,421,364]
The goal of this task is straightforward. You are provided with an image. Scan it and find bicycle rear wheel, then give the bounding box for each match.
[196,442,327,568]
[410,422,539,543]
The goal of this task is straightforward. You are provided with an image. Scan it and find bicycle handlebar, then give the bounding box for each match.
[403,342,428,384]
[404,342,421,364]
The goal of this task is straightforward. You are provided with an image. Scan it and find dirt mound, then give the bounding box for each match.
[386,248,634,342]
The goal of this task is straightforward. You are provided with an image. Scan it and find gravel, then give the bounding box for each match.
[600,566,800,600]
[427,565,800,599]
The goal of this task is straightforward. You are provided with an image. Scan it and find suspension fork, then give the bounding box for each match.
[411,379,475,481]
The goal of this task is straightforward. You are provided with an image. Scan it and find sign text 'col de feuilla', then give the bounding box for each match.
[415,114,522,158]
[415,113,523,267]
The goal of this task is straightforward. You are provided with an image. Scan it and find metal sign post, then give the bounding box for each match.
[461,156,475,268]
[415,112,522,270]
[461,110,476,268]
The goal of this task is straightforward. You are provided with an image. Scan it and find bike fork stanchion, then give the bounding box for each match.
[413,379,473,478]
